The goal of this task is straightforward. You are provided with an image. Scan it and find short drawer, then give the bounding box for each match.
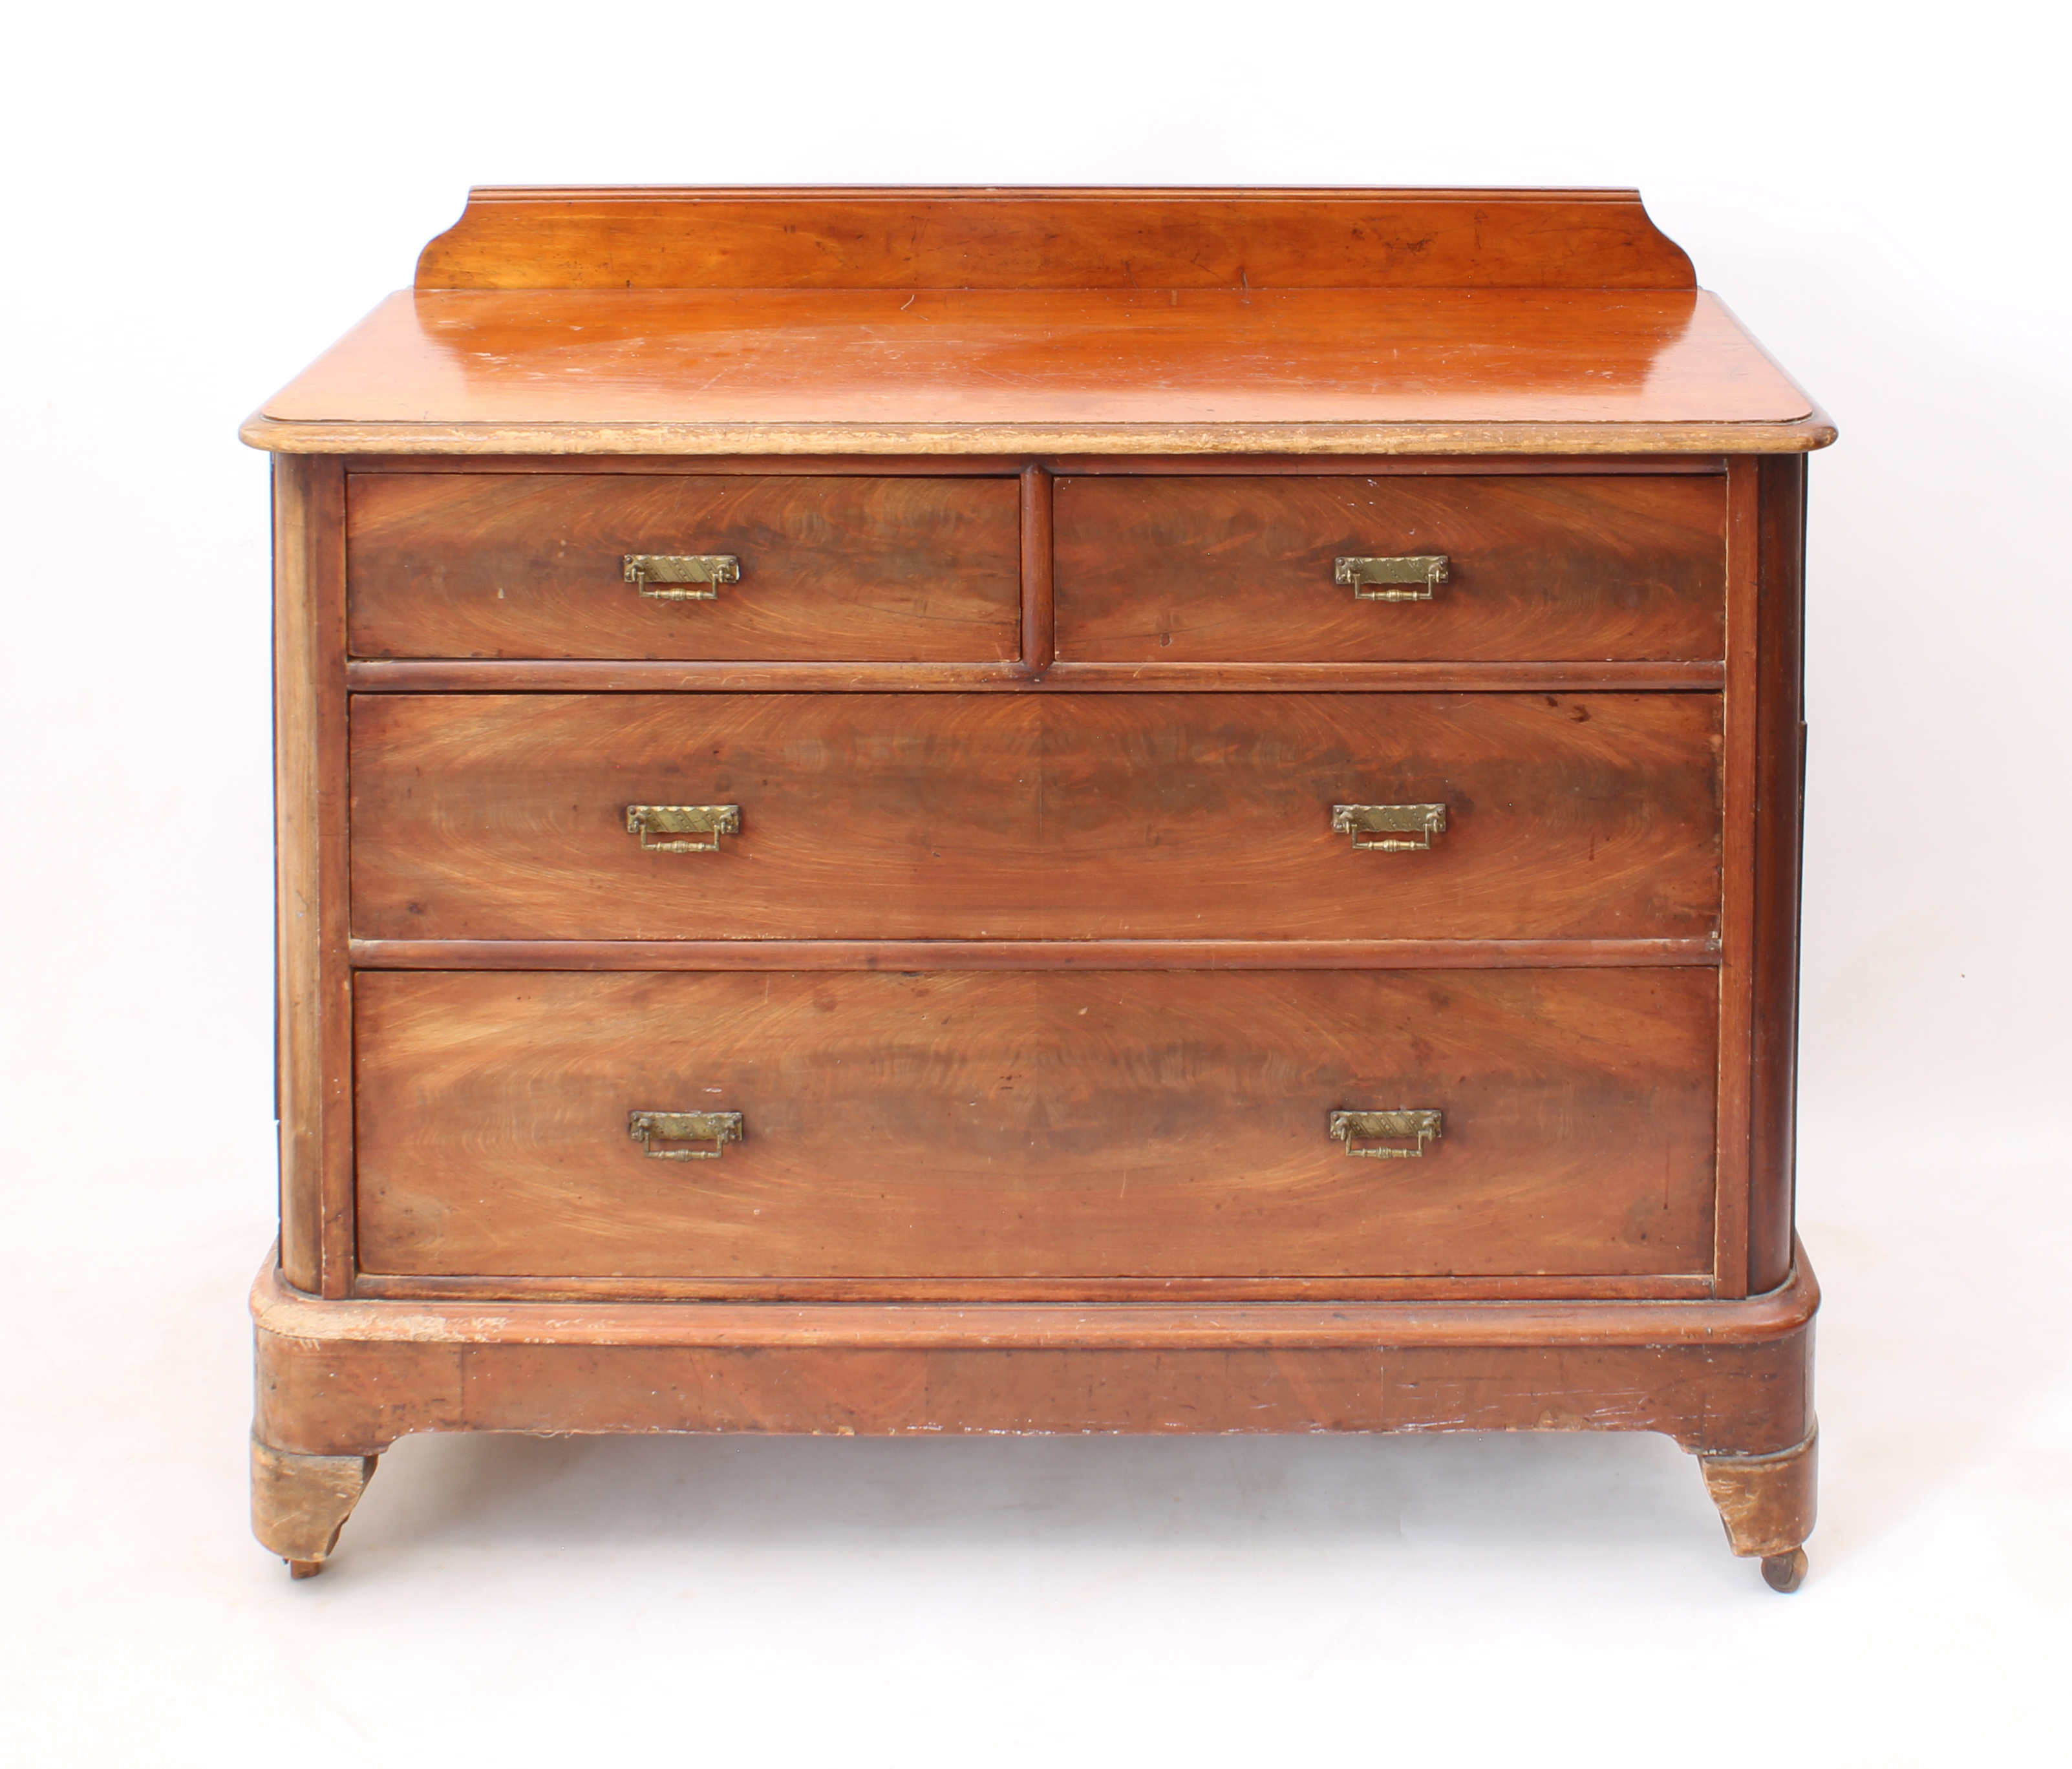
[1054,474,1725,662]
[354,968,1719,1280]
[345,472,1022,661]
[348,691,1722,942]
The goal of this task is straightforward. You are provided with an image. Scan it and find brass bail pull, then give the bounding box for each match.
[1334,555,1449,601]
[625,804,741,854]
[1332,803,1447,852]
[628,1110,745,1160]
[623,554,742,602]
[1329,1110,1442,1160]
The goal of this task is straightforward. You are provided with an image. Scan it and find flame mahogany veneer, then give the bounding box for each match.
[250,187,1827,1589]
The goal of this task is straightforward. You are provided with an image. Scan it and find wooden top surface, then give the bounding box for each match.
[246,187,1831,456]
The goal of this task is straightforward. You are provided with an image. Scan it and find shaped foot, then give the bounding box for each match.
[1699,1424,1816,1591]
[251,1434,378,1577]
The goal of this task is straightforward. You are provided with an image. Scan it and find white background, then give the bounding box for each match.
[3,1,2069,1762]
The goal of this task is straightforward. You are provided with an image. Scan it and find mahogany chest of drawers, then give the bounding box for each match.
[246,186,1831,1589]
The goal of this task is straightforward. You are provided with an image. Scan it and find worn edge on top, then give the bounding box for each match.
[239,414,1839,456]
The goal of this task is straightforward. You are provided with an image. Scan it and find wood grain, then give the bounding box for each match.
[340,452,1731,478]
[353,1271,1717,1304]
[347,692,1724,942]
[253,1255,1817,1478]
[1700,1427,1818,1558]
[348,937,1719,972]
[415,187,1698,291]
[343,657,1727,693]
[258,1324,1813,1458]
[250,1437,376,1568]
[251,288,1823,454]
[1055,474,1725,662]
[347,472,1020,661]
[259,1246,1818,1351]
[352,968,1718,1281]
[1713,458,1762,1297]
[1749,454,1807,1294]
[272,456,353,1297]
[1020,465,1053,672]
[246,412,1839,459]
[357,1344,1803,1445]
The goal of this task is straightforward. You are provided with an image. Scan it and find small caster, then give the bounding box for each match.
[287,1559,325,1580]
[1760,1548,1807,1593]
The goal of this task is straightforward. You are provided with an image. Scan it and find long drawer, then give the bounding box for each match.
[354,968,1719,1280]
[348,692,1722,941]
[346,472,1023,661]
[1054,473,1726,662]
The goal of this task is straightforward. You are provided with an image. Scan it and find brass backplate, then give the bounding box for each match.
[625,803,742,853]
[1331,803,1448,851]
[1329,1108,1442,1159]
[1333,554,1449,600]
[623,554,742,600]
[628,1110,745,1160]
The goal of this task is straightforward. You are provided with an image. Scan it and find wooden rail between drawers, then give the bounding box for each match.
[349,938,1720,972]
[345,659,1728,692]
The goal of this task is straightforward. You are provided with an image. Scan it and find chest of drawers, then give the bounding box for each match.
[246,186,1831,1589]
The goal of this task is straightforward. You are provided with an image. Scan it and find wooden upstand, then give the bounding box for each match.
[246,187,1830,1589]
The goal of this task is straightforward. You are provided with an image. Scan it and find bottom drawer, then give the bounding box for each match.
[354,968,1718,1282]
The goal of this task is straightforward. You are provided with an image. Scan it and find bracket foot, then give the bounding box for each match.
[1699,1423,1816,1590]
[251,1433,378,1578]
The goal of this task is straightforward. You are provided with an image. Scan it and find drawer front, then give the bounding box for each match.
[355,968,1718,1280]
[349,692,1721,941]
[346,473,1022,661]
[1054,474,1725,662]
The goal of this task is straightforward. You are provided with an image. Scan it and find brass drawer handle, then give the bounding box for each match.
[625,804,741,853]
[1335,555,1449,600]
[1332,803,1447,851]
[628,1110,744,1160]
[1329,1109,1442,1159]
[623,554,741,601]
